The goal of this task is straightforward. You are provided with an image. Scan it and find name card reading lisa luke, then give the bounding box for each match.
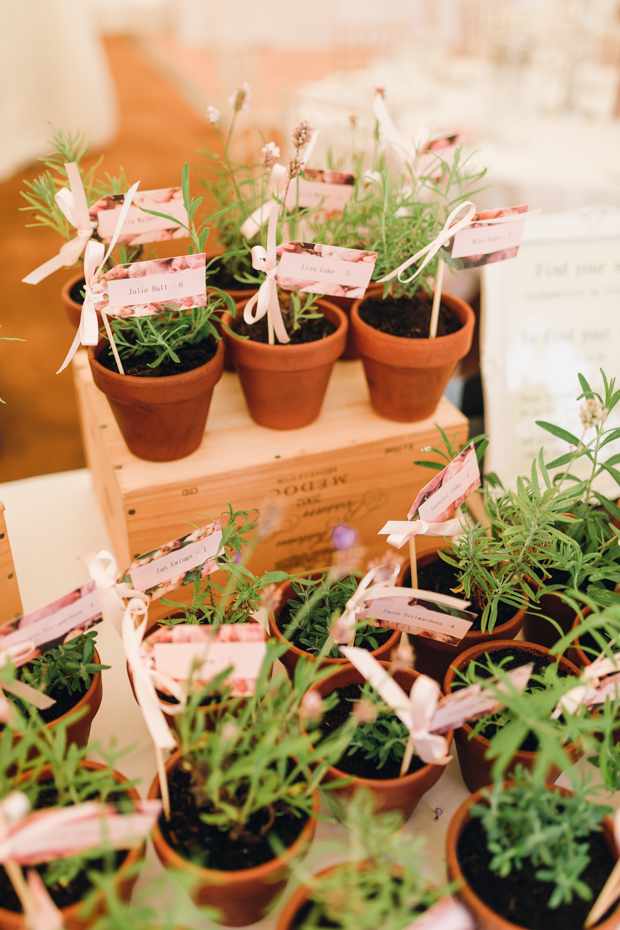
[0,580,102,661]
[440,205,529,270]
[368,592,476,646]
[119,521,223,601]
[409,441,481,524]
[275,242,377,300]
[90,253,207,319]
[146,625,267,696]
[89,188,189,246]
[284,169,355,213]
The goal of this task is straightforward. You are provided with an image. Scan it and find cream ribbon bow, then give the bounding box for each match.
[22,163,95,286]
[551,650,620,718]
[82,550,148,635]
[243,200,290,344]
[379,518,464,549]
[339,645,452,766]
[330,558,401,646]
[56,178,140,375]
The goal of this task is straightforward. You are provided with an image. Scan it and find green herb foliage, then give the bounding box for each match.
[344,683,411,770]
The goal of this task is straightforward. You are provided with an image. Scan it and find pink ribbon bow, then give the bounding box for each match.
[82,549,149,635]
[330,557,401,646]
[379,517,464,549]
[243,201,290,344]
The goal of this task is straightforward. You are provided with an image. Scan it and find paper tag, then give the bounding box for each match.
[0,581,102,658]
[2,679,56,711]
[405,897,474,930]
[121,522,222,601]
[91,253,206,318]
[90,188,189,245]
[417,133,462,182]
[443,205,528,268]
[275,241,377,300]
[584,672,620,707]
[368,595,475,645]
[409,442,481,523]
[430,664,533,734]
[284,170,355,213]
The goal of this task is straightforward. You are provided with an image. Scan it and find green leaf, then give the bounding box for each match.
[535,421,580,445]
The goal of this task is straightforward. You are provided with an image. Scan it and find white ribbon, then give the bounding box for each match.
[243,200,290,344]
[57,178,141,374]
[340,645,452,766]
[586,807,620,926]
[0,642,56,711]
[373,94,418,167]
[330,558,401,646]
[82,550,148,636]
[22,163,95,286]
[379,518,464,550]
[551,650,620,718]
[25,872,64,930]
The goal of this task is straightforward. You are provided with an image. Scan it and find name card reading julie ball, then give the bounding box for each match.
[275,241,377,300]
[120,521,223,601]
[409,442,481,524]
[90,254,207,319]
[90,188,189,246]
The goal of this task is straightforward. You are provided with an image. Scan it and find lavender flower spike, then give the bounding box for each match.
[287,155,305,181]
[291,120,314,150]
[206,105,220,125]
[260,141,280,169]
[331,524,359,551]
[229,82,252,113]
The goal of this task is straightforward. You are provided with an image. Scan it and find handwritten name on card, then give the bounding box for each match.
[369,595,474,645]
[91,254,207,318]
[276,241,377,300]
[409,442,481,524]
[0,581,102,659]
[91,188,189,245]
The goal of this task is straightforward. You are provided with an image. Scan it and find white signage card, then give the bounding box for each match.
[129,529,223,592]
[0,581,102,655]
[482,208,620,493]
[106,267,205,310]
[368,597,474,643]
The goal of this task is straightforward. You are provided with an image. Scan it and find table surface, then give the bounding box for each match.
[0,467,614,925]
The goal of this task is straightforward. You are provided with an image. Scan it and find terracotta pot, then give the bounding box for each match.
[443,640,581,793]
[205,248,258,372]
[350,284,475,422]
[61,272,86,330]
[270,575,400,680]
[304,662,453,824]
[446,784,620,930]
[88,337,224,461]
[0,760,144,930]
[13,649,103,753]
[522,589,576,650]
[570,607,600,669]
[404,552,526,684]
[325,294,359,359]
[148,750,319,926]
[222,299,347,429]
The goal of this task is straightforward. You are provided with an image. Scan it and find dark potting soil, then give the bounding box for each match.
[319,682,426,779]
[458,817,616,930]
[276,602,393,655]
[97,341,217,377]
[69,277,86,304]
[453,646,572,750]
[207,264,257,291]
[160,766,308,871]
[0,677,89,731]
[358,293,461,339]
[233,311,336,345]
[404,559,517,631]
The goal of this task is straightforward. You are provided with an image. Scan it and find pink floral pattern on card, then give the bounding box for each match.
[91,253,207,318]
[89,187,189,245]
[276,241,377,299]
[442,204,528,268]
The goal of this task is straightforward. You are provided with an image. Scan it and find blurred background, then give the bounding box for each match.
[2,0,620,481]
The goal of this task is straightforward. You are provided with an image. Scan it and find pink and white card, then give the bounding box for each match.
[89,188,189,246]
[119,521,223,602]
[146,624,267,696]
[430,664,533,734]
[408,442,481,523]
[90,253,206,318]
[405,896,474,930]
[0,581,102,661]
[417,133,462,182]
[275,241,377,300]
[284,169,355,214]
[442,205,529,268]
[368,593,476,645]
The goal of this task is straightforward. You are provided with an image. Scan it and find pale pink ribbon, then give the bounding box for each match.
[586,807,620,926]
[0,642,56,711]
[378,517,464,549]
[552,650,620,718]
[339,645,452,765]
[56,177,140,374]
[330,558,402,646]
[22,163,95,286]
[243,200,290,344]
[25,872,64,930]
[404,896,474,930]
[82,550,149,636]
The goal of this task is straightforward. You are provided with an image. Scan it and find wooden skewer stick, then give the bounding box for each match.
[585,855,620,927]
[429,259,445,339]
[155,745,171,819]
[6,862,36,924]
[400,732,415,777]
[409,537,418,589]
[101,311,125,375]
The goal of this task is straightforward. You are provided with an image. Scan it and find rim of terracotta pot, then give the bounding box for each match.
[269,573,401,668]
[304,661,454,790]
[446,782,620,930]
[406,552,527,655]
[276,862,367,930]
[442,639,581,762]
[350,283,475,367]
[148,749,320,884]
[205,247,258,301]
[88,336,224,404]
[222,299,348,372]
[571,606,600,668]
[0,760,144,929]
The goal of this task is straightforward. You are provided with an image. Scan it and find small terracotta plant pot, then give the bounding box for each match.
[148,750,320,927]
[88,337,224,461]
[522,583,576,650]
[61,271,86,330]
[350,284,475,422]
[222,299,347,429]
[443,640,581,794]
[570,606,602,669]
[0,760,144,930]
[404,552,526,684]
[269,574,400,680]
[205,248,258,372]
[304,662,453,824]
[13,648,103,753]
[446,784,620,930]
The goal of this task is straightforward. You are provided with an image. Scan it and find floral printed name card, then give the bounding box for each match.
[89,188,189,245]
[429,664,533,734]
[441,205,529,269]
[0,581,102,660]
[368,592,476,645]
[91,253,206,318]
[408,442,481,523]
[275,241,377,300]
[284,169,355,213]
[119,521,223,601]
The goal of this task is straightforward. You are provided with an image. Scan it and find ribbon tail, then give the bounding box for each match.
[56,329,82,375]
[268,285,290,345]
[243,289,264,325]
[22,235,88,285]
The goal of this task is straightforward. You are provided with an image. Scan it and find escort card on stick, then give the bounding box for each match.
[89,188,189,245]
[366,591,476,646]
[118,521,223,601]
[91,253,207,319]
[275,241,377,300]
[283,169,355,214]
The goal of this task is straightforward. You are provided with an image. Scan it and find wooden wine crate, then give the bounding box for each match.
[0,501,23,625]
[73,353,468,618]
